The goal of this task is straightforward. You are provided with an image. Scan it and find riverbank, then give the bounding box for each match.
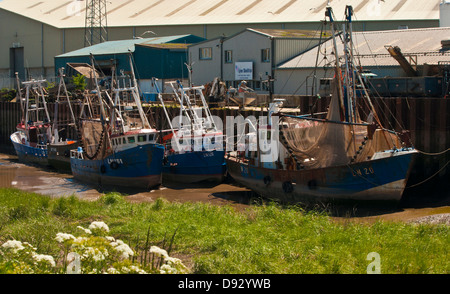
[0,187,448,274]
[1,152,449,224]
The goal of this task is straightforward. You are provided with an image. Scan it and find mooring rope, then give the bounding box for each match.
[405,159,450,189]
[415,148,450,156]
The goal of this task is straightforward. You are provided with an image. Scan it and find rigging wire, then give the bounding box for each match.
[278,22,326,95]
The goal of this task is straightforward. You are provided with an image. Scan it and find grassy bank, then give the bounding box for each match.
[0,187,448,274]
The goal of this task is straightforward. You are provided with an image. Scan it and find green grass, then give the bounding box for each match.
[0,187,448,274]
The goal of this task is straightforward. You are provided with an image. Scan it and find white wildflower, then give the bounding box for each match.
[149,246,168,258]
[33,254,56,267]
[129,265,147,274]
[110,239,125,247]
[76,226,92,235]
[164,256,188,273]
[107,267,120,274]
[73,236,88,244]
[82,247,107,262]
[88,221,109,233]
[165,256,182,265]
[1,240,25,253]
[55,233,76,243]
[120,266,130,274]
[113,243,134,260]
[105,236,115,242]
[160,264,176,274]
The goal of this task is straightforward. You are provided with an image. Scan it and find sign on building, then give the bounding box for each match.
[235,62,253,80]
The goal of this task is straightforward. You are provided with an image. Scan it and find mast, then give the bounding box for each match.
[128,54,151,130]
[343,5,355,123]
[325,7,345,121]
[90,54,107,125]
[53,67,77,142]
[153,78,181,151]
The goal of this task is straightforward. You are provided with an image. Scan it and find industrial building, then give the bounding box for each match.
[276,27,450,96]
[54,34,205,92]
[188,28,328,89]
[0,0,442,88]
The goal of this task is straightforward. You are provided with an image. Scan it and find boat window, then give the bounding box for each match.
[138,135,147,142]
[117,138,121,145]
[123,137,126,144]
[112,140,115,146]
[128,136,136,143]
[148,134,154,141]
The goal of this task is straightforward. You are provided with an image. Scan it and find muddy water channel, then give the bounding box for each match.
[0,153,449,223]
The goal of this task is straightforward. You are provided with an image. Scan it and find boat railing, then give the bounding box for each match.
[70,148,84,160]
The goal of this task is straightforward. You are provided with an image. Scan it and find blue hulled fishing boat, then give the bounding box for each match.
[154,79,226,183]
[226,6,417,203]
[70,55,164,189]
[10,78,53,166]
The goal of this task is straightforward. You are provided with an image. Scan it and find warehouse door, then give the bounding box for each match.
[10,47,25,80]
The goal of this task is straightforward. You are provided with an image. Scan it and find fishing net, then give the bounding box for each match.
[279,81,401,169]
[79,119,111,160]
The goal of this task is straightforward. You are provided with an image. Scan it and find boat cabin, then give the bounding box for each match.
[110,129,159,153]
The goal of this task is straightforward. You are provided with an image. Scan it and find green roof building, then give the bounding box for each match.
[54,34,205,81]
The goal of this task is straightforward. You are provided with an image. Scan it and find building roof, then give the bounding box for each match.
[0,0,441,29]
[247,28,329,39]
[55,35,196,58]
[137,43,190,50]
[278,27,450,69]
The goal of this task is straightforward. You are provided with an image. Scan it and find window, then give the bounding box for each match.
[148,134,155,141]
[199,47,212,60]
[138,135,147,142]
[128,136,136,144]
[123,137,126,144]
[254,80,261,90]
[261,48,270,63]
[225,50,233,63]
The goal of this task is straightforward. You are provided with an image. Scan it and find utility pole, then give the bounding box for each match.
[84,0,108,47]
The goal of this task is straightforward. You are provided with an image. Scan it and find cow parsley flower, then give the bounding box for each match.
[33,254,56,267]
[115,244,134,260]
[76,226,92,235]
[105,236,115,242]
[160,264,176,274]
[55,233,76,243]
[1,240,25,253]
[149,246,168,258]
[88,221,109,233]
[107,267,120,274]
[82,247,107,262]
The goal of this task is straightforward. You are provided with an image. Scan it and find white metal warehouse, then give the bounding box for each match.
[0,0,441,87]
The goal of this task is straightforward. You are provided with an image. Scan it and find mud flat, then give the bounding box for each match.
[1,152,449,224]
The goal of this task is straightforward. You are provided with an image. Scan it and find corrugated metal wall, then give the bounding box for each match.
[274,38,322,66]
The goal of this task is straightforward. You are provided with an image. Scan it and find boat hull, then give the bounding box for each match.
[10,132,48,166]
[226,150,417,203]
[70,143,165,189]
[48,141,78,171]
[162,150,226,183]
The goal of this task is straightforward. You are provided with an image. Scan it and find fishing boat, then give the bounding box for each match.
[226,6,418,204]
[10,77,53,166]
[70,55,164,189]
[154,79,226,183]
[47,68,79,171]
